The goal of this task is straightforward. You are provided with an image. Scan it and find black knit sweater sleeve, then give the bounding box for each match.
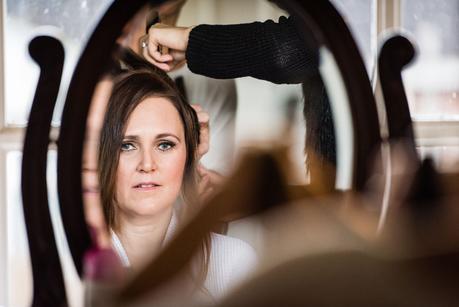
[186,16,319,84]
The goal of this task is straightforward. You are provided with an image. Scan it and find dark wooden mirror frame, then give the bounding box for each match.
[22,36,66,307]
[379,34,418,161]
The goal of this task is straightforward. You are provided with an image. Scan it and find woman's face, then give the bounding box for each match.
[115,97,187,219]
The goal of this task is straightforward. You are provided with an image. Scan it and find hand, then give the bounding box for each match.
[197,164,225,202]
[141,23,194,71]
[191,104,210,159]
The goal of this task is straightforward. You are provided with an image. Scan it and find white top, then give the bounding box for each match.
[204,232,258,299]
[111,213,257,300]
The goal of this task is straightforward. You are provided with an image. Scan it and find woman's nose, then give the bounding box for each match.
[137,149,157,172]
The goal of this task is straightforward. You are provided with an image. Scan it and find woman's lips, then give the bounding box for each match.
[133,182,161,191]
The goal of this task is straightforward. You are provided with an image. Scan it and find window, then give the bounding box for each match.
[401,0,459,119]
[331,0,459,173]
[400,0,459,172]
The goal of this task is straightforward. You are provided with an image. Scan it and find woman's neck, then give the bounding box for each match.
[115,207,173,270]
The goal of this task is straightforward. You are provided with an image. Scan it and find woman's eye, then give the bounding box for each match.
[158,141,175,151]
[121,142,136,152]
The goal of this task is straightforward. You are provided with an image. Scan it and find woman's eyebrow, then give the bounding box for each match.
[156,133,181,142]
[123,135,139,141]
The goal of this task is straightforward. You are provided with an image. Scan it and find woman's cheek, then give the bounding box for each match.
[163,149,187,185]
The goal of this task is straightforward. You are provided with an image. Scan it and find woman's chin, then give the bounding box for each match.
[128,199,175,218]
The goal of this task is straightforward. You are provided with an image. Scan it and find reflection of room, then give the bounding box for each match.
[1,0,459,306]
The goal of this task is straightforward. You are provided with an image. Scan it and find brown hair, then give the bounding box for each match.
[99,69,200,226]
[98,50,210,288]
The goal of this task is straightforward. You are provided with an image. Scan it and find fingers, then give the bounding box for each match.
[140,39,181,72]
[192,104,210,125]
[197,164,225,202]
[139,24,191,71]
[140,33,173,67]
[147,23,191,51]
[169,50,186,62]
[198,164,225,186]
[191,104,202,112]
[142,45,172,71]
[138,29,171,71]
[199,172,211,190]
[197,169,212,200]
[146,24,176,62]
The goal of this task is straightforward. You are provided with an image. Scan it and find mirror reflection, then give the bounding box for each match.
[82,0,336,304]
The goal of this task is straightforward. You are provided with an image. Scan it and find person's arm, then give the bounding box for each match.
[144,16,319,84]
[187,16,319,84]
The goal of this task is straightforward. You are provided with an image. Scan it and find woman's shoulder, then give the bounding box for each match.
[204,233,258,300]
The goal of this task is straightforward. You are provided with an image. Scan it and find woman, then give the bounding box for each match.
[98,63,256,301]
